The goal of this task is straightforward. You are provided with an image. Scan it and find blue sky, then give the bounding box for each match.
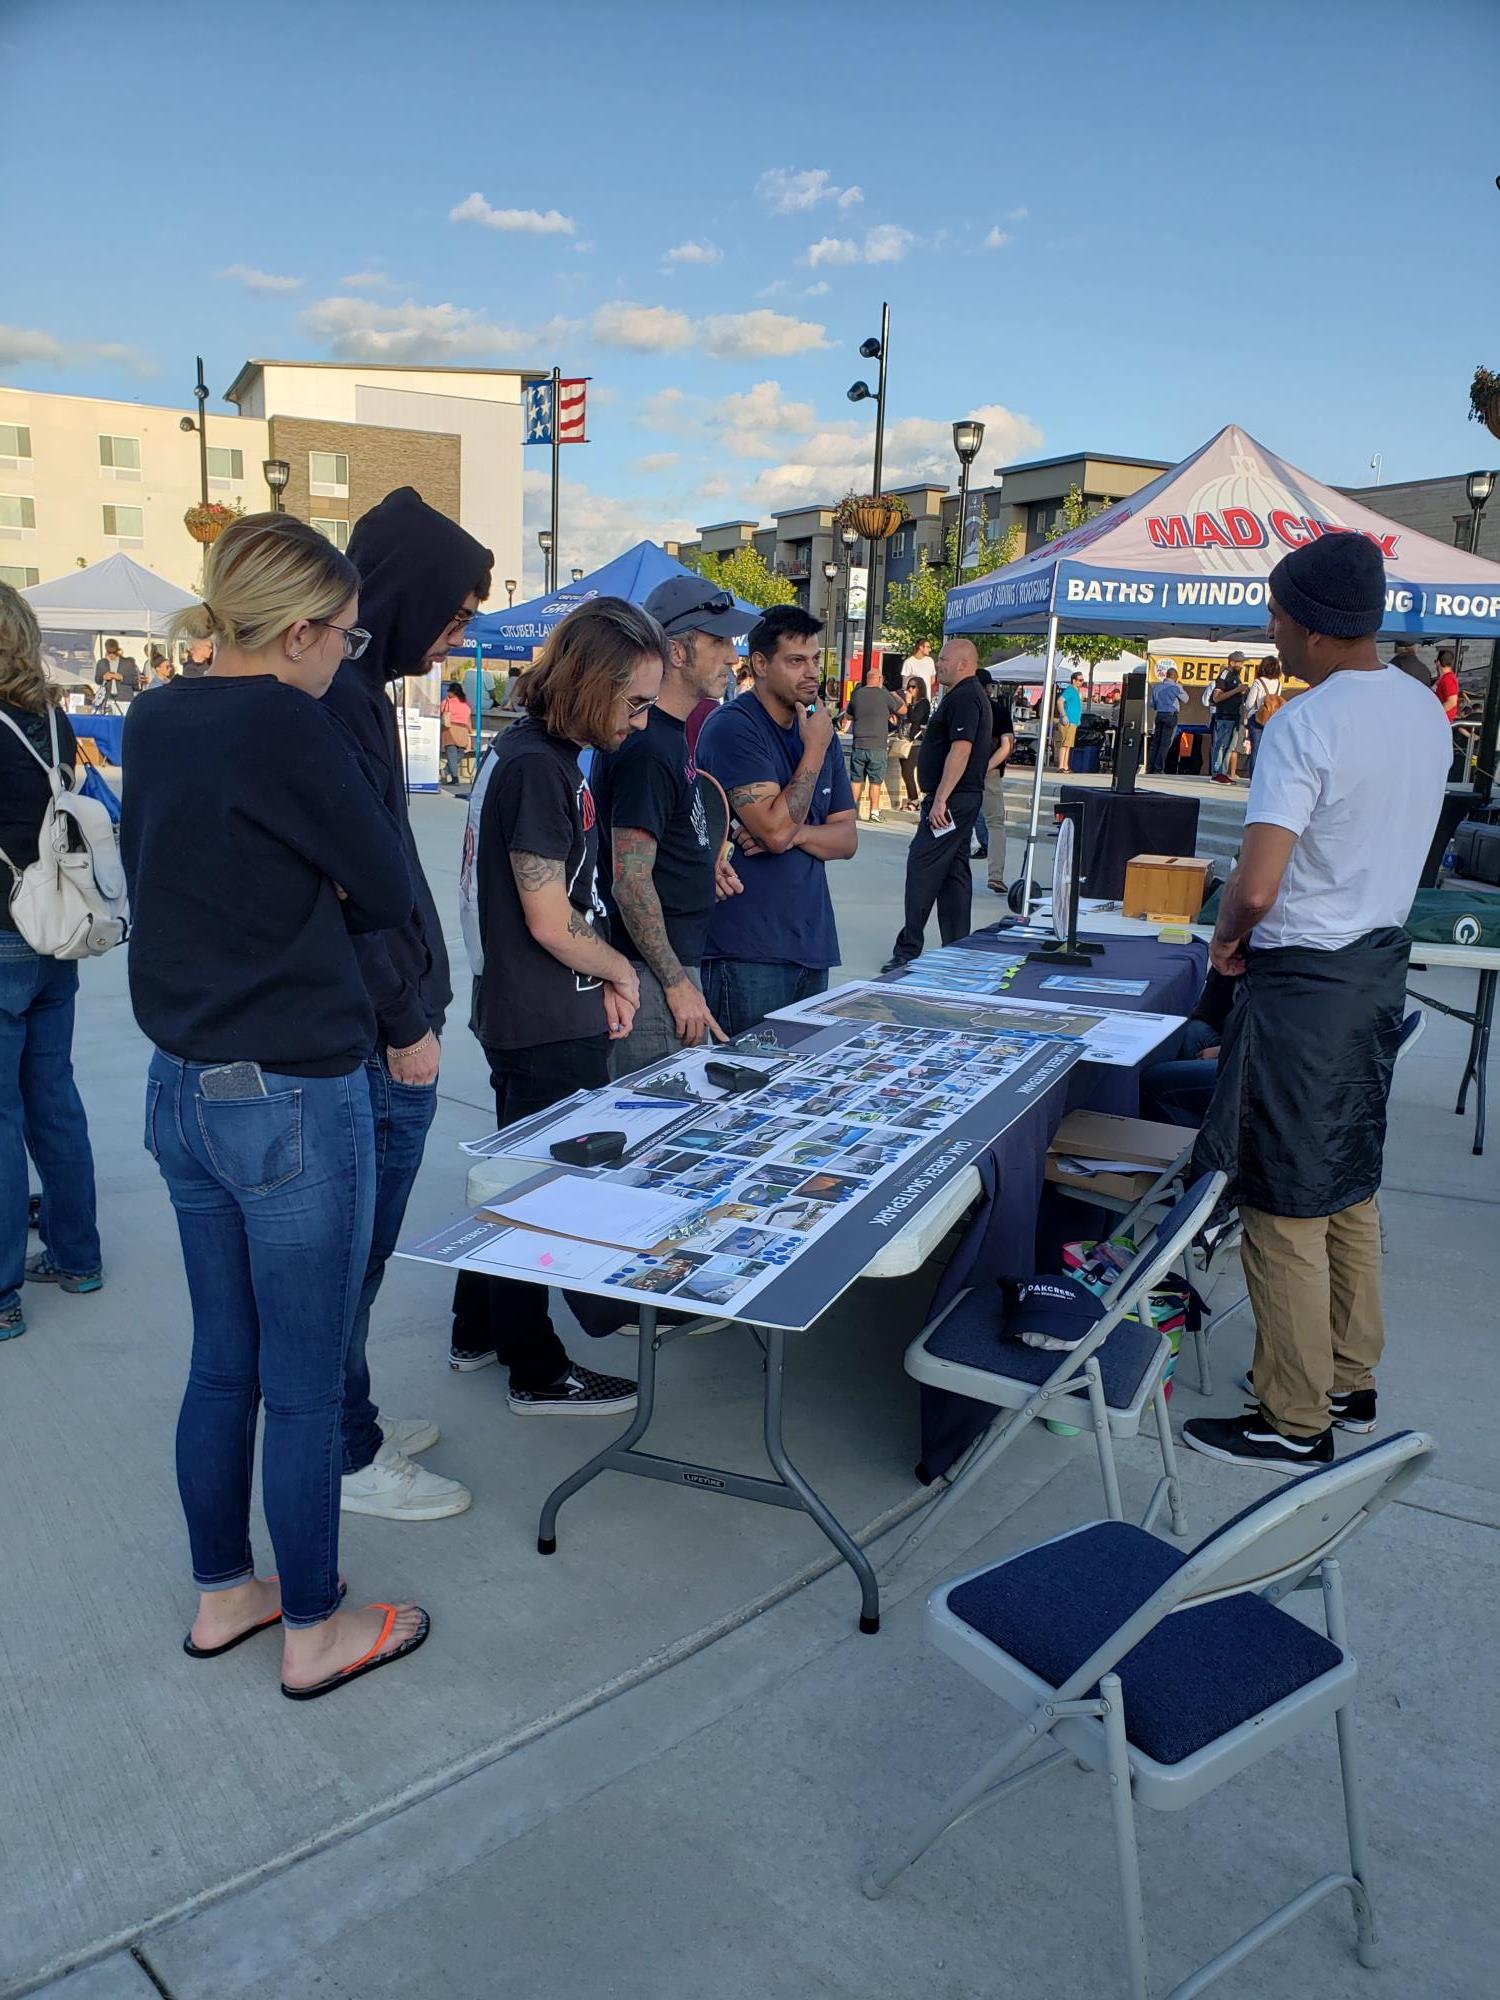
[5,0,1498,580]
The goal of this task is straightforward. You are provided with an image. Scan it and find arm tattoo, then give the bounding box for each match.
[782,765,817,827]
[566,908,595,940]
[728,781,777,812]
[613,828,684,989]
[510,850,564,893]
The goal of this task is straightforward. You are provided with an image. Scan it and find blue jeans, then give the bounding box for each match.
[146,1051,376,1626]
[1140,1018,1222,1128]
[1210,718,1238,775]
[701,960,829,1038]
[342,1055,438,1474]
[0,934,100,1312]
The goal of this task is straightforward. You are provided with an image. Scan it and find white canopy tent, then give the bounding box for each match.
[22,553,199,638]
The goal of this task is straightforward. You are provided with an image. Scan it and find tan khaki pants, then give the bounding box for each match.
[982,769,1007,890]
[1240,1198,1384,1438]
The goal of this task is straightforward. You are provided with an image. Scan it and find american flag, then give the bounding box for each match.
[522,377,588,446]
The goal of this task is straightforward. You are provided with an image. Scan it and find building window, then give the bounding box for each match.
[206,445,244,481]
[311,516,351,551]
[309,450,349,498]
[102,504,144,539]
[0,564,39,588]
[99,434,141,474]
[0,423,31,460]
[0,494,37,531]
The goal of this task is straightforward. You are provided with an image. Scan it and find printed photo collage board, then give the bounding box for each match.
[402,1014,1083,1333]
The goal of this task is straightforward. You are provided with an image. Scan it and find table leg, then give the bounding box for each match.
[1472,972,1494,1156]
[759,1324,881,1635]
[537,1303,661,1554]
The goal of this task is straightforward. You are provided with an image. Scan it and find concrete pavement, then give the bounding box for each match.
[5,795,1497,1999]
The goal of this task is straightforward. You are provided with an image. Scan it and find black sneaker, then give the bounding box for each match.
[1240,1375,1377,1435]
[1182,1412,1334,1471]
[880,956,915,975]
[449,1345,499,1373]
[508,1364,638,1416]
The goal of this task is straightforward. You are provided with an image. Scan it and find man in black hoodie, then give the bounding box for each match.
[323,487,492,1523]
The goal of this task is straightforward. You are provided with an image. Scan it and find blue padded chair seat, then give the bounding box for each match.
[926,1288,1163,1411]
[946,1521,1343,1765]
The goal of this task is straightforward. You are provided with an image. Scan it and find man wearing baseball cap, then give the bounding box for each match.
[1184,533,1450,1472]
[592,577,754,1076]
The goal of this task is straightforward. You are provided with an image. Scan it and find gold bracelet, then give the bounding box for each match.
[387,1034,431,1059]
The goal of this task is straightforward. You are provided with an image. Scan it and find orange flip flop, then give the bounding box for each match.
[183,1578,346,1660]
[281,1604,430,1702]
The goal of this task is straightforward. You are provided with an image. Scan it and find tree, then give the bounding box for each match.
[1043,485,1144,670]
[882,519,1022,657]
[679,543,795,608]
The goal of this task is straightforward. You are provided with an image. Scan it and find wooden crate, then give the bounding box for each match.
[1122,854,1215,922]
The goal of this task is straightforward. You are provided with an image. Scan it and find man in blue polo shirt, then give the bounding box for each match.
[696,605,857,1034]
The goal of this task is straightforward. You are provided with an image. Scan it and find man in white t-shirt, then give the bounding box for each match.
[1184,533,1450,1474]
[901,638,936,699]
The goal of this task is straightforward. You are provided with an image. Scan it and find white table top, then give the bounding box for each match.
[1079,910,1500,974]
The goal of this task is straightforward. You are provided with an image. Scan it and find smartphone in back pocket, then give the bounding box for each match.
[199,1061,269,1100]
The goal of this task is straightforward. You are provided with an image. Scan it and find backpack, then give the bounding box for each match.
[1254,680,1285,722]
[0,705,128,958]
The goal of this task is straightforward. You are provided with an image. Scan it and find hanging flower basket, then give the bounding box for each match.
[184,502,237,545]
[837,493,910,543]
[1467,367,1500,443]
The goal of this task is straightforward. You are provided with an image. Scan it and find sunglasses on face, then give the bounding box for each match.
[314,621,371,660]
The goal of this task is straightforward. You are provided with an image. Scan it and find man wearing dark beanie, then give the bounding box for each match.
[1184,532,1450,1471]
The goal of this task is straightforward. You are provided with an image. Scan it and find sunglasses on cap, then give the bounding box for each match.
[660,589,735,634]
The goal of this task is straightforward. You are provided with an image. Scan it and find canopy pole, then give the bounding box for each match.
[1021,613,1061,916]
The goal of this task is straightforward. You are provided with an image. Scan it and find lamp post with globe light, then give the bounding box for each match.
[1460,468,1498,798]
[262,460,290,514]
[847,303,891,679]
[951,419,985,589]
[538,529,554,592]
[504,579,517,606]
[838,523,858,701]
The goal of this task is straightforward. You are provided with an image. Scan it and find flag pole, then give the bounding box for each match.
[548,364,561,591]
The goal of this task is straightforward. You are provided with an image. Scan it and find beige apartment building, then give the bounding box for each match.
[0,360,528,597]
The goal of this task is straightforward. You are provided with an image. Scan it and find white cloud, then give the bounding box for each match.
[803,280,831,296]
[590,301,696,352]
[805,225,913,267]
[521,469,694,589]
[699,309,829,359]
[449,193,575,235]
[218,264,301,293]
[745,401,1044,512]
[984,226,1013,250]
[638,386,692,431]
[633,451,681,474]
[756,279,790,299]
[716,379,818,459]
[339,270,391,290]
[302,295,577,362]
[0,323,152,376]
[664,240,723,266]
[756,167,863,213]
[697,476,732,501]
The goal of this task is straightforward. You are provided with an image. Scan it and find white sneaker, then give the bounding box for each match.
[380,1416,439,1456]
[340,1442,472,1520]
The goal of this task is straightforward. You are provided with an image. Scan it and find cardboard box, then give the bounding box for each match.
[1046,1109,1195,1203]
[1122,854,1215,922]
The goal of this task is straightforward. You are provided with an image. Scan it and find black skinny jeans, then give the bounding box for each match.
[450,1035,610,1387]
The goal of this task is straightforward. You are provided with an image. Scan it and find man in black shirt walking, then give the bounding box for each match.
[882,637,992,968]
[594,576,753,1077]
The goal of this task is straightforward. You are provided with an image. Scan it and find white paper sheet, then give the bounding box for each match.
[481,1175,700,1250]
[491,1091,699,1163]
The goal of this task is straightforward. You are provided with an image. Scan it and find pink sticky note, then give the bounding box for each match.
[539,1252,554,1268]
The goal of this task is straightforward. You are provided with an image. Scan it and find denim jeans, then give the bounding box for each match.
[1210,718,1238,775]
[342,1055,439,1475]
[451,1035,611,1383]
[442,744,462,784]
[700,960,830,1039]
[1247,718,1265,773]
[147,1051,376,1626]
[1139,1018,1222,1128]
[0,933,101,1313]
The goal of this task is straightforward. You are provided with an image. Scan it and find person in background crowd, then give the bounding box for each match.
[1052,671,1083,770]
[595,576,752,1077]
[0,584,103,1342]
[901,636,936,701]
[452,598,660,1412]
[181,631,215,677]
[94,639,139,706]
[898,675,930,808]
[323,488,492,1523]
[841,660,904,823]
[1243,654,1285,773]
[1389,638,1431,687]
[697,606,856,1035]
[1208,653,1246,780]
[1139,969,1235,1127]
[1184,533,1450,1472]
[147,655,177,688]
[882,636,993,969]
[974,667,1015,893]
[121,514,429,1698]
[1433,646,1460,720]
[1148,663,1187,773]
[734,662,754,695]
[439,678,473,787]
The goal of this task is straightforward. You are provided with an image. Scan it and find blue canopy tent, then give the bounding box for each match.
[463,540,760,661]
[944,423,1500,906]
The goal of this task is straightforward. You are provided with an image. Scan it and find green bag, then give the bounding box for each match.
[1406,887,1500,951]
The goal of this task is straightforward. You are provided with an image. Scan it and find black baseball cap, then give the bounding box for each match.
[643,576,758,640]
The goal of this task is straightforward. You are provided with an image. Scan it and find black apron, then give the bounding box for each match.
[1190,927,1408,1219]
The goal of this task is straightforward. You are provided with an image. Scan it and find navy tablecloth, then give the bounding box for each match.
[915,927,1208,1481]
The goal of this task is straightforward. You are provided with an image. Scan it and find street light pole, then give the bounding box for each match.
[839,524,857,703]
[847,302,890,681]
[193,356,209,507]
[1462,468,1498,798]
[951,419,985,590]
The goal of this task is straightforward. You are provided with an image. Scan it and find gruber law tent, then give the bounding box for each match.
[22,553,200,638]
[943,422,1500,906]
[466,540,761,661]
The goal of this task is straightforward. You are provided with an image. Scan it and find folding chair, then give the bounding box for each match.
[864,1430,1434,2000]
[896,1174,1226,1572]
